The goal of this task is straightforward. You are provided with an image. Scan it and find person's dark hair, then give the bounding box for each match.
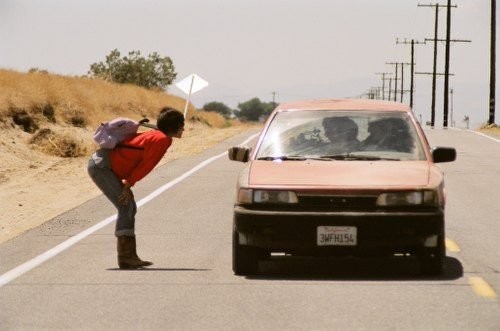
[156,107,184,135]
[322,116,358,140]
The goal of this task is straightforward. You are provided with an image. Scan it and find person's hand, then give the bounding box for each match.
[119,183,133,205]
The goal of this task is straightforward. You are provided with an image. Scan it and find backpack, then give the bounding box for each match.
[93,118,157,149]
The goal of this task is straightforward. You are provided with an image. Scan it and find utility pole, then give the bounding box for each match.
[363,87,381,100]
[387,62,410,103]
[419,3,448,127]
[450,88,454,126]
[443,0,453,127]
[419,2,470,127]
[400,62,406,103]
[396,38,425,108]
[490,0,496,124]
[394,63,398,101]
[375,72,392,100]
[271,91,277,104]
[439,38,470,126]
[388,77,393,101]
[386,62,402,101]
[370,87,382,99]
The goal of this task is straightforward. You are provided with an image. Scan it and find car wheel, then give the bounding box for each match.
[232,230,263,275]
[419,236,445,276]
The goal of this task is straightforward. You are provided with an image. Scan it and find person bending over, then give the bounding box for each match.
[87,107,184,269]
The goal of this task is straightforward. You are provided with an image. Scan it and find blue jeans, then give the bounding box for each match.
[87,149,136,237]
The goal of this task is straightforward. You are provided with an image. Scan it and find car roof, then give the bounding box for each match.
[275,98,412,113]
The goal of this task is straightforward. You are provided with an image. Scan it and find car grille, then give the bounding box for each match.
[243,194,438,213]
[298,195,377,209]
[297,195,378,210]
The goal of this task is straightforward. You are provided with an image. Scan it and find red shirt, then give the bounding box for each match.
[110,130,172,186]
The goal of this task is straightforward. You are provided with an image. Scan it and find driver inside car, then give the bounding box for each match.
[321,116,360,154]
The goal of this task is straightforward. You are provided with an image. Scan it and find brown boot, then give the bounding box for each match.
[131,236,153,267]
[117,236,152,269]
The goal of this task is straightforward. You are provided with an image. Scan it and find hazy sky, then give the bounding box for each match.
[0,0,495,127]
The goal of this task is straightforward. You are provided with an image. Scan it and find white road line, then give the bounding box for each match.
[467,129,500,143]
[0,133,259,288]
[426,127,500,143]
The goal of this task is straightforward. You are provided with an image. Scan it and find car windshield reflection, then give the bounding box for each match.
[256,110,426,161]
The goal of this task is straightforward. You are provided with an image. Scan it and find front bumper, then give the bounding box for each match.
[234,206,444,257]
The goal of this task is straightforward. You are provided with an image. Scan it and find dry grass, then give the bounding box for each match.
[0,69,202,128]
[479,123,500,134]
[478,123,500,140]
[29,128,88,157]
[0,68,238,158]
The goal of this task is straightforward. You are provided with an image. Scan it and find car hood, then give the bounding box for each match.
[248,160,432,189]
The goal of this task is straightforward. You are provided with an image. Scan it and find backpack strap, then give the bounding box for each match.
[115,144,145,150]
[138,118,158,130]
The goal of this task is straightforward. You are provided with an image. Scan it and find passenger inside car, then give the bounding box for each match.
[360,118,413,152]
[321,116,360,153]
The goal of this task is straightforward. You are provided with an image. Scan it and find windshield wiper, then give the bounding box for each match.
[318,153,400,161]
[257,155,307,161]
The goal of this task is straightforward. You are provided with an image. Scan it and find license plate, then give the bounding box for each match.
[317,226,357,246]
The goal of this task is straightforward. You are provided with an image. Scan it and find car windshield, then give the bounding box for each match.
[255,110,426,161]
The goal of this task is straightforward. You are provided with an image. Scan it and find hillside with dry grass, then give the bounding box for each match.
[0,69,258,243]
[0,69,236,157]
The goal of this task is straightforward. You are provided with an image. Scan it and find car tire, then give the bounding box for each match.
[232,230,263,275]
[419,236,445,276]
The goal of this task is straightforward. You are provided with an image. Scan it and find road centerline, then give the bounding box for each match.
[445,238,461,252]
[468,276,498,299]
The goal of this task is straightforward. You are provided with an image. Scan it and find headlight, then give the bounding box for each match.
[376,191,438,206]
[238,188,254,204]
[237,189,298,204]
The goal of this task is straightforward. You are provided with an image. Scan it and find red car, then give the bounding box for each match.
[228,99,456,275]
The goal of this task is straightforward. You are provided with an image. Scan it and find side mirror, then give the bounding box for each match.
[228,146,252,162]
[432,147,456,163]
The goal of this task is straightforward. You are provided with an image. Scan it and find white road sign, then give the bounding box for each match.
[174,74,209,117]
[175,74,208,95]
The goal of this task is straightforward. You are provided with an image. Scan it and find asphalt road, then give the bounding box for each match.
[0,128,499,330]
